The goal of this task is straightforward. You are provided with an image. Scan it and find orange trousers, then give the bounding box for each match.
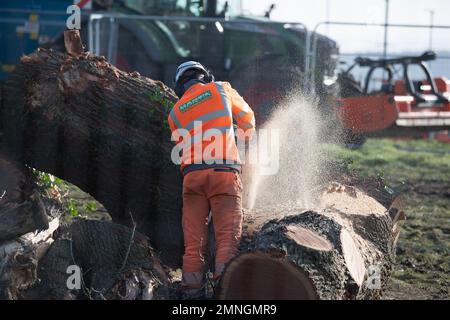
[181,167,243,289]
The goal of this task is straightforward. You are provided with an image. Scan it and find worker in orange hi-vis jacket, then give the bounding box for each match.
[168,61,256,297]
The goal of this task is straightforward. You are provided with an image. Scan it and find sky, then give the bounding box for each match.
[242,0,450,54]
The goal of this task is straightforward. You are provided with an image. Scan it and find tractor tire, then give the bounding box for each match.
[229,58,304,126]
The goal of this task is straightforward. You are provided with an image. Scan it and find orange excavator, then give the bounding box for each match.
[335,51,450,147]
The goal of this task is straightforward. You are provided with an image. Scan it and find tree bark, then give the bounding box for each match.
[0,215,171,300]
[218,183,405,300]
[22,219,170,300]
[63,30,84,58]
[1,46,183,267]
[0,147,48,241]
[0,216,59,299]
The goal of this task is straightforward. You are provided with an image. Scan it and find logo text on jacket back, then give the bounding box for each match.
[179,90,213,113]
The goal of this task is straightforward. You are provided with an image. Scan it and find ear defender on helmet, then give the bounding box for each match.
[203,69,215,83]
[174,82,185,99]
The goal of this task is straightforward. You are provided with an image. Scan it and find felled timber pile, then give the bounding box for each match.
[0,147,169,300]
[0,31,405,300]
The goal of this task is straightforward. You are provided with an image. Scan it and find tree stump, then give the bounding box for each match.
[219,183,405,300]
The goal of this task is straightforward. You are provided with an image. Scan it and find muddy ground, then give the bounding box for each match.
[41,138,449,300]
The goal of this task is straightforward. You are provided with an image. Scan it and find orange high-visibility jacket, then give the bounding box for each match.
[168,81,255,174]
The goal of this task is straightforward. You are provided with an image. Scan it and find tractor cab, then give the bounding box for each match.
[100,0,246,84]
[336,51,450,138]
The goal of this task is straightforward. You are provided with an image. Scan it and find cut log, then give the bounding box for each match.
[1,39,183,266]
[219,183,402,300]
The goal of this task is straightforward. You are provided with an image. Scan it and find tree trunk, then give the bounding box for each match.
[218,183,405,300]
[1,42,183,267]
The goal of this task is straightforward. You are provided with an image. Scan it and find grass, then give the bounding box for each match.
[33,137,449,299]
[323,138,450,299]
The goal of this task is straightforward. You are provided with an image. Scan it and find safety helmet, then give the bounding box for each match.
[174,61,208,84]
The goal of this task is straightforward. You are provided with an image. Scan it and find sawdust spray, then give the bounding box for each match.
[245,92,328,211]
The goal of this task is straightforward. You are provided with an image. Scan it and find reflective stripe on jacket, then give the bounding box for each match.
[168,81,255,173]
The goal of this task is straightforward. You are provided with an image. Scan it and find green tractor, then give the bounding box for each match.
[57,0,339,124]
